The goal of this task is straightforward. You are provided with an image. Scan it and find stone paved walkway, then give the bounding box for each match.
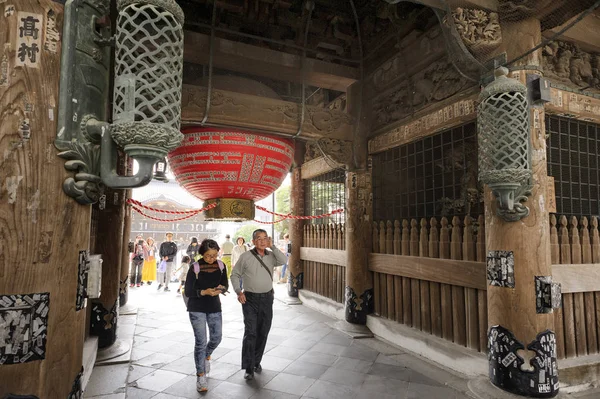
[84,282,479,399]
[84,283,600,399]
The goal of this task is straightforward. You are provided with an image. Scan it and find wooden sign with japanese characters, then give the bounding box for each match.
[16,11,43,68]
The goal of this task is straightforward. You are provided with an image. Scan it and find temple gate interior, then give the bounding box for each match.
[2,0,600,397]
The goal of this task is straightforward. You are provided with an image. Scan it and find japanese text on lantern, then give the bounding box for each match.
[16,12,43,68]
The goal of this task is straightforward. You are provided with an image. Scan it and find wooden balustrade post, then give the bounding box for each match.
[393,220,401,255]
[372,222,379,253]
[379,221,386,254]
[484,28,557,396]
[410,219,419,256]
[402,219,410,255]
[592,217,600,263]
[287,166,305,297]
[0,2,90,395]
[429,218,439,259]
[386,220,394,255]
[419,219,429,257]
[476,215,486,263]
[344,82,373,324]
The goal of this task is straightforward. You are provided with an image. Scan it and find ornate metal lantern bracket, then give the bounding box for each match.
[55,0,184,204]
[478,67,533,222]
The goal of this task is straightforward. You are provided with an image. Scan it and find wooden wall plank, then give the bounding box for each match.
[466,287,479,351]
[368,254,486,290]
[441,284,454,341]
[478,290,488,353]
[563,294,577,358]
[394,276,403,323]
[431,282,442,337]
[403,277,412,326]
[420,281,431,334]
[300,247,347,266]
[411,279,422,330]
[452,286,467,347]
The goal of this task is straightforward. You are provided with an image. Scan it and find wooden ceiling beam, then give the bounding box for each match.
[180,84,354,141]
[183,30,359,92]
[544,10,600,53]
[393,0,497,11]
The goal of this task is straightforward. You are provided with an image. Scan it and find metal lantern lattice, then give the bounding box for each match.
[478,67,532,222]
[112,0,184,159]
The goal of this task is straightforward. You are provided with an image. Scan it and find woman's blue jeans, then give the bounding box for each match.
[189,311,222,374]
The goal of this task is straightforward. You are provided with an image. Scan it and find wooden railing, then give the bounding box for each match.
[370,215,488,352]
[551,214,600,360]
[299,214,600,359]
[302,223,346,303]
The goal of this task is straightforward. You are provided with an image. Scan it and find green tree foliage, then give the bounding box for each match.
[274,182,291,238]
[233,224,262,244]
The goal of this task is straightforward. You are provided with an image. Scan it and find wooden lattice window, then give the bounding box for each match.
[372,122,481,221]
[546,115,600,217]
[304,170,346,225]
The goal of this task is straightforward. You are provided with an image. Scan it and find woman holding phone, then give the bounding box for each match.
[184,238,228,393]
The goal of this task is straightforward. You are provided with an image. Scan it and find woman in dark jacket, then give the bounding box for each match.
[184,239,228,393]
[186,237,200,260]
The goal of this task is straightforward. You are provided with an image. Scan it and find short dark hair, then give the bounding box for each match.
[252,229,268,240]
[237,236,245,244]
[199,239,220,255]
[182,255,191,263]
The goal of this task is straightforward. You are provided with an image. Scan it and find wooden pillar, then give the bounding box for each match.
[119,187,132,306]
[0,1,90,397]
[344,82,373,324]
[287,142,305,297]
[485,18,558,398]
[90,185,126,348]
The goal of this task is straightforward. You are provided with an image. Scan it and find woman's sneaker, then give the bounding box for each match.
[196,374,208,392]
[205,356,211,374]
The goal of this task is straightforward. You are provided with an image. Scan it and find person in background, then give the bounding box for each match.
[220,234,234,279]
[278,233,291,284]
[130,236,145,288]
[158,232,178,292]
[231,236,247,268]
[230,229,287,380]
[184,239,228,392]
[176,255,191,294]
[187,237,200,261]
[142,237,157,285]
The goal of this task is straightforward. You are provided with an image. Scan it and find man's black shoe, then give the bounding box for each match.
[254,364,262,373]
[244,369,254,380]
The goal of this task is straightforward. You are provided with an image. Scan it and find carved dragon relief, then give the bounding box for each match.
[371,58,473,129]
[543,40,600,92]
[181,86,353,139]
[452,8,501,57]
[304,138,353,165]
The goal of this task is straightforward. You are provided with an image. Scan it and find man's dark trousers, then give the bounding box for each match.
[241,291,274,370]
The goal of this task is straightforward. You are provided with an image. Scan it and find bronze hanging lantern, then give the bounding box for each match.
[478,67,532,222]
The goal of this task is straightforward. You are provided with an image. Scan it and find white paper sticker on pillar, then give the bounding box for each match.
[44,9,60,53]
[15,12,43,68]
[547,176,556,213]
[4,4,14,17]
[0,51,8,87]
[487,250,515,288]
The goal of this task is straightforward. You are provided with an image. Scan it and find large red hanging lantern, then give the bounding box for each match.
[168,127,295,220]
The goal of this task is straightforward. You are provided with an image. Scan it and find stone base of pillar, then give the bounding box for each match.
[90,299,119,349]
[489,326,559,398]
[344,286,374,325]
[68,367,83,398]
[287,271,304,297]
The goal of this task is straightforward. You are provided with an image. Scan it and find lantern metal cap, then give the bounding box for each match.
[117,0,185,25]
[479,67,526,101]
